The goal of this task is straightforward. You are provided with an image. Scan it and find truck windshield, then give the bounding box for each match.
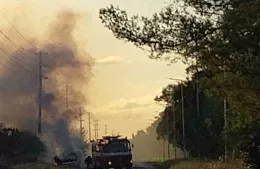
[103,140,131,153]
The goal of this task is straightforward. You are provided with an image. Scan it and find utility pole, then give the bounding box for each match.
[224,62,228,162]
[168,78,186,159]
[97,121,99,139]
[94,122,96,139]
[94,120,99,139]
[158,139,161,161]
[163,138,165,161]
[166,111,170,159]
[173,109,177,159]
[97,120,98,139]
[195,55,200,158]
[224,96,227,162]
[65,84,68,112]
[168,140,170,160]
[79,108,84,140]
[181,83,186,159]
[38,51,43,135]
[88,112,91,141]
[105,125,108,136]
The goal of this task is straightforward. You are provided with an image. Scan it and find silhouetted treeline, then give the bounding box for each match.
[0,125,45,165]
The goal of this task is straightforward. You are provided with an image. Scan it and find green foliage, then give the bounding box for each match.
[99,0,260,167]
[156,72,224,158]
[99,0,260,75]
[0,127,46,164]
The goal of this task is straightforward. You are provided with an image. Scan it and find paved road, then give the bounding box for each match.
[133,162,157,169]
[68,162,158,169]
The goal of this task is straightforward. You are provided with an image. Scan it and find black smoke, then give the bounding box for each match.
[0,10,93,161]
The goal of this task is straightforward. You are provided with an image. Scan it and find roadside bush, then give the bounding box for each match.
[168,160,245,169]
[0,128,46,164]
[158,159,245,169]
[0,162,11,169]
[13,163,68,169]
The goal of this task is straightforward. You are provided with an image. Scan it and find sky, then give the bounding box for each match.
[0,0,187,138]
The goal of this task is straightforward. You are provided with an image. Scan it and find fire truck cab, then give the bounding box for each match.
[90,135,133,169]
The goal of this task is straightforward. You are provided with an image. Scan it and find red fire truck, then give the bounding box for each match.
[90,135,133,169]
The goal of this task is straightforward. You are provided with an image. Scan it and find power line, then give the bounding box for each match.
[0,59,41,100]
[0,46,37,76]
[160,82,190,160]
[0,29,38,63]
[0,10,93,68]
[0,59,21,74]
[0,10,38,49]
[0,63,35,99]
[0,47,37,76]
[168,77,201,159]
[0,12,88,69]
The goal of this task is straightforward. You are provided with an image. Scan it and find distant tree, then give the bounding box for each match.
[131,119,165,161]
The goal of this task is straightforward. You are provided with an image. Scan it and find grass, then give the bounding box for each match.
[157,159,245,169]
[0,162,12,169]
[12,163,69,169]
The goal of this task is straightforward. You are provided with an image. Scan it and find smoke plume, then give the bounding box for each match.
[0,10,93,161]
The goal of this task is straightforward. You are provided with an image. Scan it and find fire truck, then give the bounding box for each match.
[90,135,133,169]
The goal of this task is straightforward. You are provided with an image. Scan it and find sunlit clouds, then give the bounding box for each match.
[0,0,187,139]
[96,56,132,65]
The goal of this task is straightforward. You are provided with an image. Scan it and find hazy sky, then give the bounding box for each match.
[0,0,187,138]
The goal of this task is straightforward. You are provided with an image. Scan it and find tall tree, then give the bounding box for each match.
[99,0,260,165]
[99,1,260,75]
[99,0,260,105]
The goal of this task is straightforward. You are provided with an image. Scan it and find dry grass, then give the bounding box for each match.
[12,163,69,169]
[0,162,12,169]
[170,160,245,169]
